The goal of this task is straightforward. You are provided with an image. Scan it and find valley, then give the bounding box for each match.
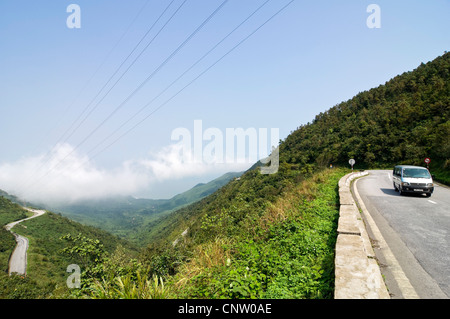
[44,171,243,245]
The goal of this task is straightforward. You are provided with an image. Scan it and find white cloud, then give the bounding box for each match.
[0,142,251,204]
[135,142,249,182]
[0,143,146,204]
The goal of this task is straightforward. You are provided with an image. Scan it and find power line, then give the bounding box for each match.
[19,0,230,194]
[18,0,296,198]
[62,0,228,158]
[59,0,182,145]
[89,0,296,162]
[29,0,151,153]
[13,0,152,193]
[86,0,273,158]
[16,0,183,195]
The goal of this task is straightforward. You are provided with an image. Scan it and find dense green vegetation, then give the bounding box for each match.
[0,196,29,226]
[0,228,15,274]
[13,212,139,285]
[0,197,139,298]
[0,189,36,209]
[169,169,344,298]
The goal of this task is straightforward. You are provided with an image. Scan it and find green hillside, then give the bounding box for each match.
[0,195,139,298]
[0,189,37,209]
[281,52,450,183]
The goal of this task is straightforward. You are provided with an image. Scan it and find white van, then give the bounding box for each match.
[392,165,434,197]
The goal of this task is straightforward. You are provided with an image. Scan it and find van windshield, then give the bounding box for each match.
[403,168,431,178]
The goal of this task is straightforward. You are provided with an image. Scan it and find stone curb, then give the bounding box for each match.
[334,171,390,299]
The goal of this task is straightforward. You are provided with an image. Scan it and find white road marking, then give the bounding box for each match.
[428,200,437,205]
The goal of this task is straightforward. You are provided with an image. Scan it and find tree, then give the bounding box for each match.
[61,233,107,284]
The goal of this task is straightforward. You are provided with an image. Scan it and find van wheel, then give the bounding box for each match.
[393,183,398,192]
[399,188,404,196]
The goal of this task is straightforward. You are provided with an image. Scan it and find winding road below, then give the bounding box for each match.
[353,170,450,299]
[5,208,46,276]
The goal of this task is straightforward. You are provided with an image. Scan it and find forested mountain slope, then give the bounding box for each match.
[281,52,449,181]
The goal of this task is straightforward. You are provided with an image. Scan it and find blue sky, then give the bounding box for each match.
[0,0,449,202]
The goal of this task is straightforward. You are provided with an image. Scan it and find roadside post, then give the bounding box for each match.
[349,159,356,173]
[425,157,431,170]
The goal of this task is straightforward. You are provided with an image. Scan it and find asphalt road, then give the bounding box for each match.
[8,234,29,275]
[354,170,450,299]
[6,208,46,276]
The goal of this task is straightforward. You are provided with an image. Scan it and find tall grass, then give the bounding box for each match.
[89,270,170,299]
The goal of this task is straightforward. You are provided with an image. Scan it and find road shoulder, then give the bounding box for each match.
[334,171,390,299]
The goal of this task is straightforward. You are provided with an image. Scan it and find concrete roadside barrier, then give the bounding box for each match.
[334,171,390,299]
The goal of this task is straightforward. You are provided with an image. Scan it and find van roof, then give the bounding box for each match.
[394,165,428,169]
